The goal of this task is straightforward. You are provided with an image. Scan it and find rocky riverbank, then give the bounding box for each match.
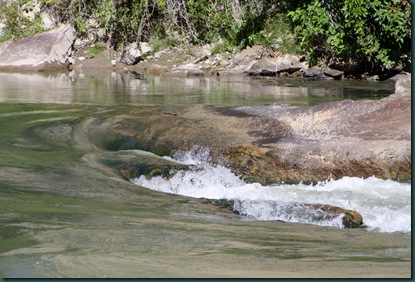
[0,24,410,81]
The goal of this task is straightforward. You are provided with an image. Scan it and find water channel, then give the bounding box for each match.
[0,71,410,278]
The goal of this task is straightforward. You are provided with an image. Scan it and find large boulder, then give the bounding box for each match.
[0,24,75,71]
[214,78,411,183]
[243,54,306,76]
[303,66,344,80]
[274,54,305,74]
[67,79,411,185]
[120,42,152,65]
[244,59,277,76]
[171,63,204,76]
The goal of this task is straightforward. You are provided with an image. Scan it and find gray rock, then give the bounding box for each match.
[233,45,265,65]
[244,59,277,76]
[40,11,56,29]
[388,72,411,81]
[0,24,75,70]
[303,66,343,80]
[276,63,302,74]
[302,66,324,78]
[323,68,344,80]
[120,42,152,65]
[0,22,5,37]
[275,55,306,74]
[172,63,204,76]
[244,55,305,76]
[387,76,411,99]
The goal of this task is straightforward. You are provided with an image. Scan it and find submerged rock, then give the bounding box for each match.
[202,198,365,228]
[86,151,188,180]
[306,204,365,228]
[33,86,407,230]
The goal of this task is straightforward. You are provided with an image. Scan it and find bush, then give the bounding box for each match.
[1,0,409,75]
[288,0,411,72]
[0,0,45,42]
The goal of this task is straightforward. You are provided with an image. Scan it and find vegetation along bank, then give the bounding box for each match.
[0,0,411,78]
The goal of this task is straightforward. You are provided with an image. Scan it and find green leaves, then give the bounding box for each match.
[0,1,46,42]
[288,0,411,72]
[1,0,410,74]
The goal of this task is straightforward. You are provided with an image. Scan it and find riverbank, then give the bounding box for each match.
[0,23,410,81]
[70,41,411,81]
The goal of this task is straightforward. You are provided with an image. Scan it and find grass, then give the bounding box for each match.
[84,43,106,59]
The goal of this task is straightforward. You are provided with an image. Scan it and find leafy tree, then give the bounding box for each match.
[288,0,411,73]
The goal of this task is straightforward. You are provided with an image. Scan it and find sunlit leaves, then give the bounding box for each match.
[288,0,411,71]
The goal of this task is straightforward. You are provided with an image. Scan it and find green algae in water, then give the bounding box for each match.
[0,234,37,254]
[0,103,87,169]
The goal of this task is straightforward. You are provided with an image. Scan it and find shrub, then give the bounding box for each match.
[288,0,411,72]
[0,0,45,42]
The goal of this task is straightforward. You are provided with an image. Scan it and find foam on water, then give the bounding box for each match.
[131,147,411,233]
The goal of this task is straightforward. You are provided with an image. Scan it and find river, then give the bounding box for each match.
[0,71,410,278]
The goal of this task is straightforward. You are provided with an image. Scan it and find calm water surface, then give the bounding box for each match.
[0,71,395,106]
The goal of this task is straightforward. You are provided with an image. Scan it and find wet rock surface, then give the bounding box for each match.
[203,198,365,228]
[27,84,409,230]
[62,81,410,185]
[89,151,188,180]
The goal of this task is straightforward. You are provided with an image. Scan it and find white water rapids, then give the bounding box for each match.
[130,147,411,233]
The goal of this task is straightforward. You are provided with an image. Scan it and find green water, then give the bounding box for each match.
[0,72,409,278]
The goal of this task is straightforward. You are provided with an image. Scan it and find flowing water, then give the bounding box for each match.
[131,147,411,233]
[0,71,410,278]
